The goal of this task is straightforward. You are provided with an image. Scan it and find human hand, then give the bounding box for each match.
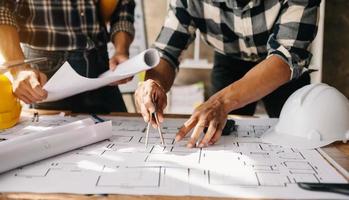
[175,97,228,148]
[109,53,133,85]
[134,79,167,128]
[11,67,48,104]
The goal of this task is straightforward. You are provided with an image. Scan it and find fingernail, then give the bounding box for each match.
[187,143,194,148]
[175,135,181,142]
[198,143,205,148]
[149,107,155,113]
[159,117,164,123]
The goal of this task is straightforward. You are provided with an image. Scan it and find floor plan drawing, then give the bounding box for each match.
[0,116,347,199]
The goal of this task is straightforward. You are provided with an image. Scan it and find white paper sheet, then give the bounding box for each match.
[0,118,112,174]
[168,83,204,114]
[0,116,347,199]
[43,49,159,102]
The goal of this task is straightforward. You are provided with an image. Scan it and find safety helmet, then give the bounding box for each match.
[262,83,349,149]
[0,74,21,130]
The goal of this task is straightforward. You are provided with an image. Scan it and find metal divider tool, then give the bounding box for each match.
[145,101,165,148]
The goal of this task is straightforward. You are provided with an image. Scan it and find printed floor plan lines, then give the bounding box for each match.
[0,116,347,199]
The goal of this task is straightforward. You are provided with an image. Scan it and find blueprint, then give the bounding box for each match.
[0,116,348,199]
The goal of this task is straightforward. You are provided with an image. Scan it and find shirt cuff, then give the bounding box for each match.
[267,37,312,80]
[0,7,17,28]
[154,47,180,73]
[110,21,135,42]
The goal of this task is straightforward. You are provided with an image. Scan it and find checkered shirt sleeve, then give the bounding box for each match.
[153,0,197,70]
[267,0,320,79]
[0,0,17,28]
[110,0,136,41]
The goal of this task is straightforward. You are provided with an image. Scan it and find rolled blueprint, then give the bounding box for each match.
[0,119,112,174]
[43,48,160,102]
[98,48,160,78]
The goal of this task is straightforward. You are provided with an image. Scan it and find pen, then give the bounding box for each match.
[0,57,48,73]
[298,182,349,195]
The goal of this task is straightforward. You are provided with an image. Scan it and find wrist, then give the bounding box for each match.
[213,86,241,114]
[113,32,132,55]
[114,51,129,57]
[152,80,166,93]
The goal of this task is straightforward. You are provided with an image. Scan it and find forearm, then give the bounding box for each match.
[112,31,133,55]
[0,25,26,76]
[0,25,24,61]
[145,58,176,92]
[216,55,291,113]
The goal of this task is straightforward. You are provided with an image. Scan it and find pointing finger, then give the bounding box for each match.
[175,116,197,142]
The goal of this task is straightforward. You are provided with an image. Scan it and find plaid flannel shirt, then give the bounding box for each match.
[155,0,320,79]
[0,0,135,51]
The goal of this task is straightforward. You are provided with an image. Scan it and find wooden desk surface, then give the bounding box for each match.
[1,112,349,200]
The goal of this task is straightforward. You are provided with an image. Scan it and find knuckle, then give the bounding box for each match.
[211,120,219,128]
[198,116,209,126]
[145,79,153,86]
[144,100,153,108]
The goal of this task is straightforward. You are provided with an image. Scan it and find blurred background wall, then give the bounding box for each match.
[323,0,349,98]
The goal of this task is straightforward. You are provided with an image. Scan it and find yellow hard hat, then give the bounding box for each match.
[0,74,21,130]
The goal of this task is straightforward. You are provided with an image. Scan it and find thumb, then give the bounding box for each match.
[157,96,167,123]
[28,71,41,88]
[109,57,118,71]
[38,72,47,86]
[118,56,128,63]
[158,108,165,123]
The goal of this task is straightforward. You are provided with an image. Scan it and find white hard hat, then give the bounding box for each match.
[262,83,349,149]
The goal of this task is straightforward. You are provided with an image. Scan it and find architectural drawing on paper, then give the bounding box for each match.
[0,116,347,199]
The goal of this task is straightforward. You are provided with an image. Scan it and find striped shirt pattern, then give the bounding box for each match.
[154,0,320,79]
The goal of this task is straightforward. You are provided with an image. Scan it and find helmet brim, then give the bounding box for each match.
[261,127,334,149]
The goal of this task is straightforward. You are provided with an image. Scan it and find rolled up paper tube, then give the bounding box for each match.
[0,119,112,174]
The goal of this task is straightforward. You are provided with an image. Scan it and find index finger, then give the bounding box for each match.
[33,85,47,99]
[38,72,47,85]
[175,116,197,142]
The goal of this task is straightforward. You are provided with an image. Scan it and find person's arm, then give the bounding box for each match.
[108,0,135,81]
[175,56,290,148]
[176,0,321,148]
[134,0,196,125]
[0,4,47,104]
[0,25,24,61]
[134,58,176,126]
[212,55,291,114]
[0,1,23,62]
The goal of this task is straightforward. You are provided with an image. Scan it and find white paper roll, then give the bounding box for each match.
[0,119,112,174]
[99,48,160,78]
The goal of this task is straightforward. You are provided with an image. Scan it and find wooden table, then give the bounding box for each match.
[1,112,348,200]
